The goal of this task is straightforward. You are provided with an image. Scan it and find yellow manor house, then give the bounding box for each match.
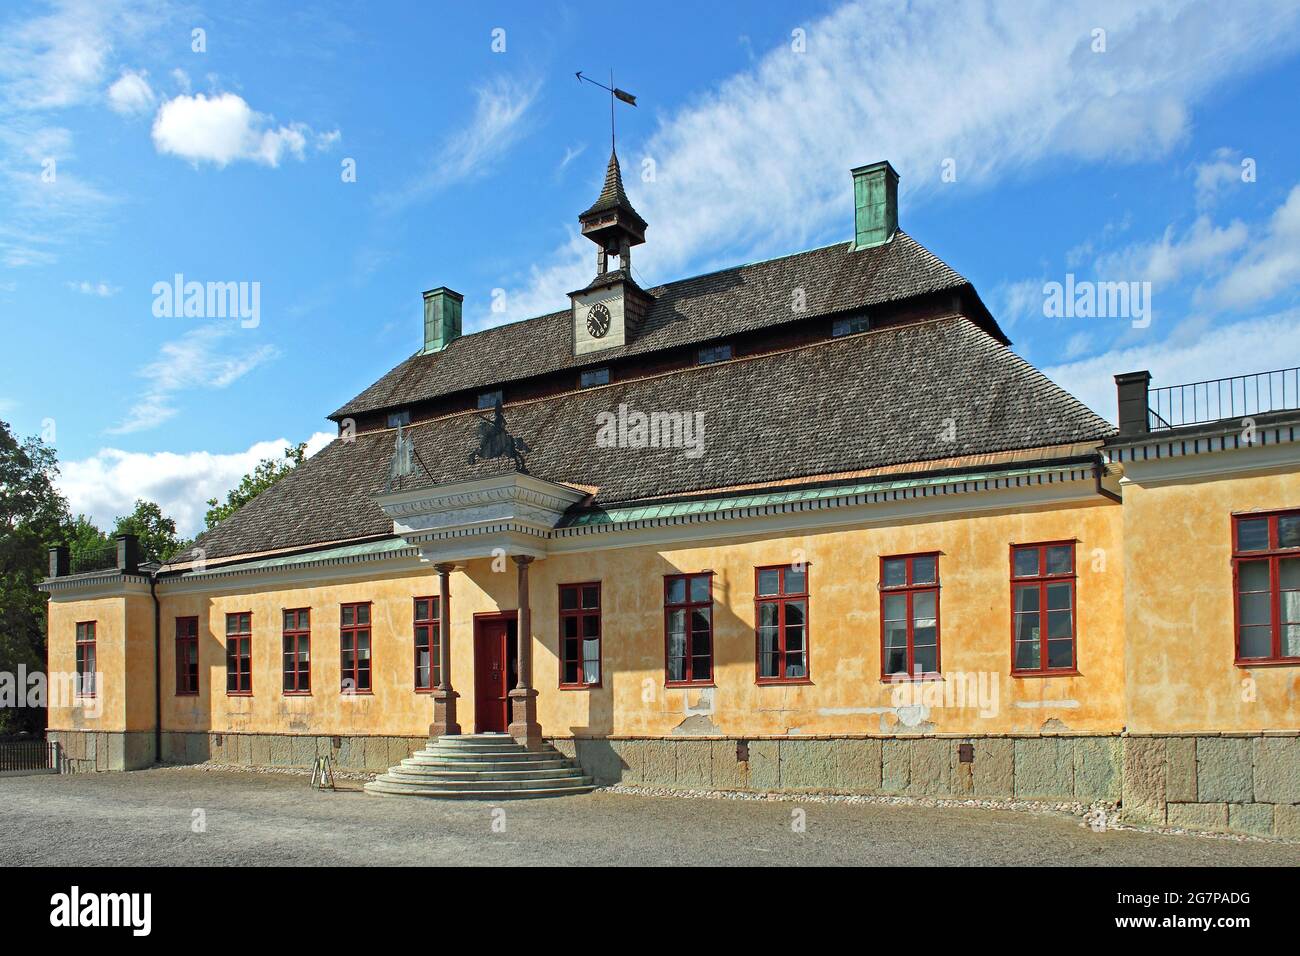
[42,156,1300,835]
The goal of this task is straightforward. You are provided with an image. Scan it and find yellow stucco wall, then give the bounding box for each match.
[1121,463,1300,733]
[47,497,1127,740]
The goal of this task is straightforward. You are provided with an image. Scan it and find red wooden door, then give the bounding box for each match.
[474,620,515,733]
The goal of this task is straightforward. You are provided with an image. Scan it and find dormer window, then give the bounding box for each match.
[386,409,410,428]
[698,344,733,365]
[477,390,503,410]
[580,367,610,388]
[832,315,870,337]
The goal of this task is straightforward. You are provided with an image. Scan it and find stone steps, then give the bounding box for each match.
[364,733,594,801]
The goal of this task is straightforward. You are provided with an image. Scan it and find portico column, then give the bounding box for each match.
[429,562,461,737]
[508,555,543,749]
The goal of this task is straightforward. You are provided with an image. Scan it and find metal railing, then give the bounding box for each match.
[69,544,118,575]
[0,739,62,774]
[1148,367,1300,430]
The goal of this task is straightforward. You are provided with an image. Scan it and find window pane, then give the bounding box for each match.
[691,656,712,681]
[1015,613,1039,642]
[1279,515,1300,549]
[882,558,906,587]
[786,600,805,629]
[283,610,294,629]
[689,575,710,603]
[913,590,936,622]
[668,657,685,682]
[691,608,711,634]
[1239,625,1271,659]
[1282,588,1300,625]
[342,605,354,626]
[883,621,908,649]
[758,602,778,628]
[1015,640,1040,670]
[667,610,686,658]
[563,616,578,639]
[1046,582,1072,611]
[582,586,599,609]
[913,644,938,673]
[912,555,937,584]
[1280,557,1300,591]
[227,615,239,634]
[1237,518,1269,551]
[582,615,600,640]
[415,599,429,619]
[563,658,579,684]
[1283,624,1300,658]
[357,605,370,625]
[758,625,779,657]
[1238,560,1270,592]
[560,587,578,610]
[882,594,906,622]
[1013,548,1039,577]
[1239,592,1270,626]
[1047,609,1072,639]
[1045,546,1073,575]
[785,567,805,594]
[785,625,804,655]
[757,569,780,596]
[1014,585,1039,613]
[785,653,806,679]
[884,644,908,675]
[666,578,686,604]
[1047,639,1073,668]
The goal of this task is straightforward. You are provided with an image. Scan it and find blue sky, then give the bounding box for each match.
[2,0,1300,536]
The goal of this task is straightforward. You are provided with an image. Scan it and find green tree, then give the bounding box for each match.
[64,513,111,565]
[0,420,66,734]
[205,441,307,530]
[112,499,188,563]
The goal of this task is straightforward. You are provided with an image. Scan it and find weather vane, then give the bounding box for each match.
[575,69,637,151]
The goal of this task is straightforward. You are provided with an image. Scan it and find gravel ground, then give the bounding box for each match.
[1,768,1297,866]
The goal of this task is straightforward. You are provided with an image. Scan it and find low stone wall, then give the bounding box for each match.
[1121,732,1299,838]
[549,734,1123,803]
[158,731,423,772]
[46,730,155,772]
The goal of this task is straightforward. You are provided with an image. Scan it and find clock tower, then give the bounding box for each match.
[570,150,653,355]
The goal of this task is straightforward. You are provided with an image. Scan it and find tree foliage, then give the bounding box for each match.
[113,499,188,563]
[204,441,306,530]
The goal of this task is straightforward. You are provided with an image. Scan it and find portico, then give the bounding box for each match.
[374,472,589,750]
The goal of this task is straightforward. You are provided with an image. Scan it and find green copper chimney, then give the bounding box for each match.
[422,287,463,353]
[852,161,899,250]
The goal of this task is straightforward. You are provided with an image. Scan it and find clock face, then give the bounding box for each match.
[586,303,612,339]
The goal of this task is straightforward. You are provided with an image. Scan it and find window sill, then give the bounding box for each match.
[226,691,253,697]
[559,682,602,691]
[665,681,716,689]
[1012,669,1081,679]
[756,678,813,686]
[1235,658,1300,668]
[283,691,312,697]
[340,690,374,696]
[879,674,943,683]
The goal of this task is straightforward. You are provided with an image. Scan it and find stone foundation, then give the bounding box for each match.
[158,731,424,772]
[45,730,155,772]
[43,728,1298,838]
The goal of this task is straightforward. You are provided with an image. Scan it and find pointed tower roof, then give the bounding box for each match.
[579,150,647,233]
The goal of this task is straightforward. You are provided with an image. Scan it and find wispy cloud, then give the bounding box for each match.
[481,0,1300,326]
[106,68,155,116]
[109,324,280,434]
[66,279,120,297]
[58,431,335,537]
[377,75,540,212]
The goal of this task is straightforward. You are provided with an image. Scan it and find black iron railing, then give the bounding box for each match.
[0,739,62,773]
[70,544,118,575]
[1149,367,1300,430]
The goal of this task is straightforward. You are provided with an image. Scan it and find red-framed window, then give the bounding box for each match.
[175,616,199,695]
[225,612,252,695]
[756,565,810,683]
[559,583,601,688]
[880,553,941,679]
[282,609,311,694]
[1011,542,1077,675]
[1233,510,1300,665]
[340,602,372,693]
[665,573,714,685]
[74,621,96,697]
[414,597,441,691]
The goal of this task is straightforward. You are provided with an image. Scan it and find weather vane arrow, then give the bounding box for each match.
[576,69,637,150]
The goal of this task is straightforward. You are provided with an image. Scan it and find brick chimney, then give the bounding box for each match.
[49,544,69,578]
[852,160,899,250]
[115,533,140,574]
[1115,370,1151,437]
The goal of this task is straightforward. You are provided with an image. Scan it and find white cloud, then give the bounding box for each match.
[66,279,120,297]
[109,324,280,434]
[1094,215,1249,286]
[1205,184,1300,311]
[481,0,1300,325]
[151,92,335,168]
[106,68,154,115]
[378,75,538,211]
[1194,147,1249,209]
[1043,307,1300,421]
[58,431,335,538]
